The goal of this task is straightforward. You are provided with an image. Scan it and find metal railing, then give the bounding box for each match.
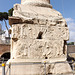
[1,61,75,75]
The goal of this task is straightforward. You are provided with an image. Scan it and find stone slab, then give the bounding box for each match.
[12,24,69,40]
[7,59,73,75]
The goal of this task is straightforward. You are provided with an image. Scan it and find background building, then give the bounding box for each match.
[0,24,10,61]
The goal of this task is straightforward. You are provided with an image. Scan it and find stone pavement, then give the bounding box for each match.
[0,67,2,75]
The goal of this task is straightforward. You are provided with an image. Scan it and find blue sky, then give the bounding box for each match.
[0,0,75,42]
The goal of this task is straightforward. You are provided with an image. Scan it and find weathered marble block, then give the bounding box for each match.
[12,24,69,40]
[7,0,72,75]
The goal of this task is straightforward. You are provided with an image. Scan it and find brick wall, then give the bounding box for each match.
[0,44,10,56]
[67,45,75,53]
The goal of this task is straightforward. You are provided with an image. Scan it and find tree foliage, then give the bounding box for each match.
[0,8,13,21]
[67,42,74,45]
[0,8,13,37]
[8,8,13,16]
[0,12,8,21]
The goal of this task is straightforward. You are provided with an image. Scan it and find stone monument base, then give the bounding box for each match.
[7,59,73,75]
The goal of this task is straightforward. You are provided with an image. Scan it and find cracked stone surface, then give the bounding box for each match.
[8,0,73,75]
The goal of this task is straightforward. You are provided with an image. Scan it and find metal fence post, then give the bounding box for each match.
[44,61,46,75]
[2,63,5,75]
[72,64,74,75]
[9,62,11,75]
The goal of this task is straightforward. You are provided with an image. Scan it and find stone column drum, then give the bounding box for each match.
[8,0,72,75]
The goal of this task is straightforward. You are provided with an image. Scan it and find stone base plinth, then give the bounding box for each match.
[6,59,73,75]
